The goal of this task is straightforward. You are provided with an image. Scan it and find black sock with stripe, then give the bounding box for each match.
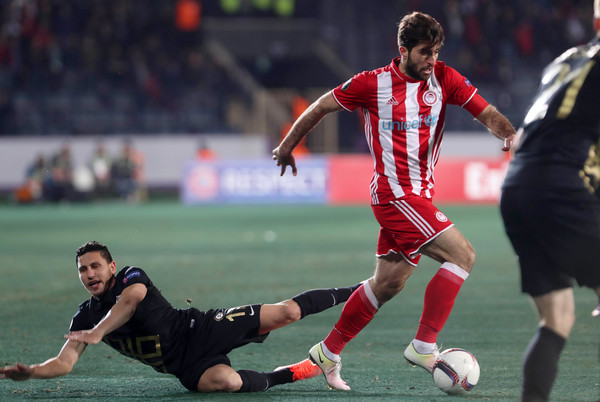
[292,282,361,319]
[237,369,293,392]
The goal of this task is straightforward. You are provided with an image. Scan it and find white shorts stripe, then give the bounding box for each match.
[399,200,436,236]
[391,200,435,237]
[398,200,436,235]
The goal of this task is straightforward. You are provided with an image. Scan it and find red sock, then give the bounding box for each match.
[323,283,378,355]
[416,263,468,343]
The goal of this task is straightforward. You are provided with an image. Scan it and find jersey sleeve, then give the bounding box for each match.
[69,302,94,332]
[441,64,488,117]
[331,71,372,112]
[119,266,152,288]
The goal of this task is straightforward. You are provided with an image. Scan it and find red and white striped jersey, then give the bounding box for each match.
[332,57,488,204]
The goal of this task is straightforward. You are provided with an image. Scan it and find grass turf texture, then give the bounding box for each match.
[0,202,598,401]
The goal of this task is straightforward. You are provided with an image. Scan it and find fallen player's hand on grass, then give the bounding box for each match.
[0,362,34,381]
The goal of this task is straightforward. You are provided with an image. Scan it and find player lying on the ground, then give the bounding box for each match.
[0,241,359,393]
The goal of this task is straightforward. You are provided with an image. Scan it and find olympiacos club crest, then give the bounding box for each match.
[436,211,448,222]
[423,90,438,106]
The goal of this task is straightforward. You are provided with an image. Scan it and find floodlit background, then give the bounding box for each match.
[0,1,598,401]
[0,0,596,202]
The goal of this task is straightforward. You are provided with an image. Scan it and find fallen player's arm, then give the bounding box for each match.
[1,338,86,380]
[66,283,147,345]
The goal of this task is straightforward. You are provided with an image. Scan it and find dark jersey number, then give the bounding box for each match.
[580,137,600,193]
[523,54,595,125]
[104,335,168,373]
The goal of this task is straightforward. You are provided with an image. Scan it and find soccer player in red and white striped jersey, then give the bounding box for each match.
[273,11,516,391]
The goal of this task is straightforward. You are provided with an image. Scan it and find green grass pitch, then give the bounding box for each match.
[0,202,598,401]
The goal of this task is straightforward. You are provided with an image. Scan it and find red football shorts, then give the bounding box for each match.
[372,194,454,266]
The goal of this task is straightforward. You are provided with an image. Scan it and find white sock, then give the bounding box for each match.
[412,339,437,354]
[321,342,341,362]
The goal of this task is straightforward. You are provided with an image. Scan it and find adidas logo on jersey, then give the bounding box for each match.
[387,96,399,105]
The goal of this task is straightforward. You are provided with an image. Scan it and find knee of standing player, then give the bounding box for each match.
[561,302,576,331]
[543,311,575,339]
[460,242,476,272]
[374,277,406,303]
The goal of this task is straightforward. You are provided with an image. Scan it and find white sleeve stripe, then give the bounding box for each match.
[460,88,479,108]
[331,90,353,112]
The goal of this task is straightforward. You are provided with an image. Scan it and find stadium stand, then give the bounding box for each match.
[0,0,594,143]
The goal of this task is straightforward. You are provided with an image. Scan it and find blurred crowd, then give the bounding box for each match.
[0,0,229,134]
[400,0,593,83]
[14,139,146,203]
[313,0,595,149]
[0,0,595,136]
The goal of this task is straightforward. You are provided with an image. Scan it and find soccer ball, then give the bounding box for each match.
[432,348,480,395]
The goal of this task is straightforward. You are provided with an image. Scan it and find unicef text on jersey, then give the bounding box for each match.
[380,114,439,131]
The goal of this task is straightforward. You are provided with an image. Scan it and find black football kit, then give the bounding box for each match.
[500,35,600,402]
[501,37,600,296]
[70,267,268,390]
[70,266,359,391]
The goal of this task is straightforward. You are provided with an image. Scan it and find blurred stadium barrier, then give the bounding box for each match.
[0,134,268,192]
[181,151,508,206]
[0,132,508,203]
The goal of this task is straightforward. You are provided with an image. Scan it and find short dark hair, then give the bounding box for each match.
[75,241,113,265]
[397,12,444,51]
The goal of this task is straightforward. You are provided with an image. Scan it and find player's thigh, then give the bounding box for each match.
[197,364,242,392]
[190,306,267,356]
[531,288,575,338]
[420,226,475,271]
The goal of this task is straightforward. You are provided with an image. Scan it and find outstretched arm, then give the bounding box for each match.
[66,283,147,345]
[1,338,86,381]
[272,92,343,176]
[2,284,147,381]
[475,104,517,152]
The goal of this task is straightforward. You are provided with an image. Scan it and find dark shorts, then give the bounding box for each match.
[500,186,600,297]
[177,304,268,391]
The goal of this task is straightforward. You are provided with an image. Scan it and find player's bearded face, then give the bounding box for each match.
[77,251,117,299]
[404,43,440,81]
